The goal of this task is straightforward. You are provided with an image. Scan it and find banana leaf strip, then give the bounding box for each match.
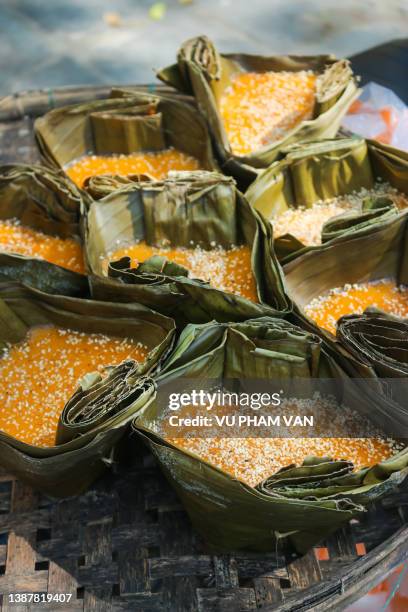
[83,173,152,199]
[134,317,408,553]
[0,164,89,295]
[85,171,289,324]
[0,282,175,496]
[246,138,408,263]
[110,86,195,107]
[34,92,218,180]
[157,36,359,189]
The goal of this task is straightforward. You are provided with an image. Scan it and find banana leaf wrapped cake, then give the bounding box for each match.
[85,171,289,324]
[0,282,175,496]
[134,318,407,553]
[246,138,408,263]
[158,36,358,188]
[284,213,408,337]
[283,211,408,428]
[34,92,217,192]
[0,164,88,295]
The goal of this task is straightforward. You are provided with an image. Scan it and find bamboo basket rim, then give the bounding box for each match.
[0,83,191,122]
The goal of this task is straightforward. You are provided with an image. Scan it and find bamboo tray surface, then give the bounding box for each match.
[0,85,407,612]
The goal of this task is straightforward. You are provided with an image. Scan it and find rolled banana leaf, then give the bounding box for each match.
[0,164,89,296]
[246,138,408,263]
[134,318,408,554]
[85,171,289,325]
[337,311,408,378]
[34,91,218,182]
[157,36,359,189]
[0,282,175,496]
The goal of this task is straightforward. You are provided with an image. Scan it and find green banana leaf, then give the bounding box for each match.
[0,164,89,296]
[34,91,218,182]
[85,171,289,325]
[246,138,408,263]
[133,317,408,554]
[0,282,175,496]
[157,36,359,189]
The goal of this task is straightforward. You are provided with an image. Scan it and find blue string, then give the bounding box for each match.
[380,562,408,611]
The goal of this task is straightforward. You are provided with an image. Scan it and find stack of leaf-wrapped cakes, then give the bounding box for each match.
[0,35,407,552]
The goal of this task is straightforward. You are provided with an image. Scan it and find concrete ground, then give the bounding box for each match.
[0,0,407,96]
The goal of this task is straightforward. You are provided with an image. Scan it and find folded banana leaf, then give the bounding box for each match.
[157,36,359,189]
[0,282,175,496]
[84,173,152,199]
[321,196,398,242]
[246,138,408,263]
[0,164,89,296]
[34,91,218,182]
[86,171,289,325]
[133,317,408,553]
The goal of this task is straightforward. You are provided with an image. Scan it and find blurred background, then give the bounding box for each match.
[0,0,407,96]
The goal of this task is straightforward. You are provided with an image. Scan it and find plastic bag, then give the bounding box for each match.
[342,82,408,151]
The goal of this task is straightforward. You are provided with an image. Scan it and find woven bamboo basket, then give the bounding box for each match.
[0,85,407,611]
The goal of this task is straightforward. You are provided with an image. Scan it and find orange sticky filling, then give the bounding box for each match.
[163,398,402,487]
[0,219,85,274]
[169,436,399,487]
[0,326,148,447]
[108,241,258,302]
[220,71,316,156]
[304,280,408,335]
[65,149,201,188]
